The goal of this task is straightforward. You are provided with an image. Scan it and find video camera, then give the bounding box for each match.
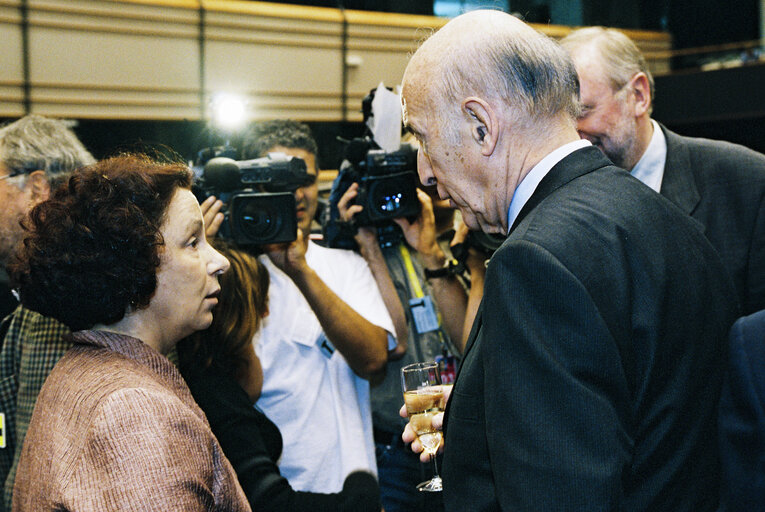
[324,138,420,249]
[194,150,314,247]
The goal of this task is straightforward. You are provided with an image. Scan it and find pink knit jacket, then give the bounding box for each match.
[12,330,251,511]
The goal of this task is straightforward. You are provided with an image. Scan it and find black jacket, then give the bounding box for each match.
[182,364,381,512]
[442,146,739,511]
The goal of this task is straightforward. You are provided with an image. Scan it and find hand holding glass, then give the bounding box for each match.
[401,362,444,492]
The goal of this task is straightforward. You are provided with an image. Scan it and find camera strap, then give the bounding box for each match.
[400,244,458,383]
[399,244,440,335]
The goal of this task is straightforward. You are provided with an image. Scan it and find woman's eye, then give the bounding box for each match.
[188,237,199,248]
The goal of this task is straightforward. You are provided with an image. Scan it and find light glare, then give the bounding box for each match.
[211,93,247,131]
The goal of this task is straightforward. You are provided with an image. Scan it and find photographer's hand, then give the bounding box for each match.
[395,189,470,354]
[200,195,224,238]
[451,220,486,352]
[338,183,408,361]
[263,230,310,278]
[393,189,444,268]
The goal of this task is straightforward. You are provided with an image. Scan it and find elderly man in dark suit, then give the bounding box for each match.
[400,10,739,511]
[560,27,765,315]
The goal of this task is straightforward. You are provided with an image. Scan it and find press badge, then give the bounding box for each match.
[409,296,439,334]
[0,412,5,448]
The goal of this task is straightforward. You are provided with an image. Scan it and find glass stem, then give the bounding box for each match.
[431,452,439,477]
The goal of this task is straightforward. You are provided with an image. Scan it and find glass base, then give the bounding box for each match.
[417,475,443,492]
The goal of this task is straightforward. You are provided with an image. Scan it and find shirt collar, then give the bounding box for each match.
[506,139,591,233]
[630,119,667,192]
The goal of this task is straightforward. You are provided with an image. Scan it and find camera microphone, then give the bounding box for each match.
[203,157,241,192]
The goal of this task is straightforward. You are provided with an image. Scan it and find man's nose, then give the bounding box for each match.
[416,148,436,187]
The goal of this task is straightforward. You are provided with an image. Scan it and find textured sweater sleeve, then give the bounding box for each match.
[67,387,242,511]
[186,367,380,512]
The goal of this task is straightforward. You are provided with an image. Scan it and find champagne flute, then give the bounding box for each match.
[401,362,444,492]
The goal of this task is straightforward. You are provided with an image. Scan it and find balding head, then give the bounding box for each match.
[404,10,580,132]
[401,10,583,234]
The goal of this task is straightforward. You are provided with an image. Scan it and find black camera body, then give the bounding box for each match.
[324,140,420,249]
[353,145,420,226]
[196,153,312,247]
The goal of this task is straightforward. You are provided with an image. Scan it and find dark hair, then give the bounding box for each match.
[178,241,269,377]
[8,154,192,331]
[240,119,318,160]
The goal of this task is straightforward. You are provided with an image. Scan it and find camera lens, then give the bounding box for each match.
[238,200,281,240]
[373,182,408,215]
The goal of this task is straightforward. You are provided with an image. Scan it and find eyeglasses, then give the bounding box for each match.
[0,169,24,181]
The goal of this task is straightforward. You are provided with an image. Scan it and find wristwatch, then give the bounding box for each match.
[424,259,459,280]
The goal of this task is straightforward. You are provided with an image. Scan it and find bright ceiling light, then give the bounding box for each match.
[210,92,248,132]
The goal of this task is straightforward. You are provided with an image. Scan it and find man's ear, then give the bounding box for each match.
[26,170,51,204]
[630,72,652,117]
[463,97,498,156]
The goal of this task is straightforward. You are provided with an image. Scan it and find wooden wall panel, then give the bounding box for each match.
[0,0,671,121]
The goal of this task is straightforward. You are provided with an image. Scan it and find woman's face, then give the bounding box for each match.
[151,188,230,350]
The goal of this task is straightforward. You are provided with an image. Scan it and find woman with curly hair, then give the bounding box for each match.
[178,243,381,512]
[8,154,251,511]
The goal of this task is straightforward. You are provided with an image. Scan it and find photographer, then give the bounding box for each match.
[334,154,487,511]
[221,120,396,494]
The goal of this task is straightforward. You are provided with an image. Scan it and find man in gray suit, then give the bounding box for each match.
[560,27,765,315]
[401,9,738,511]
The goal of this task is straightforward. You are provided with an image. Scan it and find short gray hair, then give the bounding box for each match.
[0,114,95,188]
[436,17,581,127]
[560,27,655,104]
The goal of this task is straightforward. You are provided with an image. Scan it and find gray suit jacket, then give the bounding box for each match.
[660,125,765,315]
[442,146,739,512]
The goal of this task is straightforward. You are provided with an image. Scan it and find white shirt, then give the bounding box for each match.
[254,241,395,493]
[630,119,667,192]
[506,139,591,231]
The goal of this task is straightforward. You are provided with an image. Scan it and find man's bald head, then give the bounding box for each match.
[400,10,583,234]
[403,10,580,131]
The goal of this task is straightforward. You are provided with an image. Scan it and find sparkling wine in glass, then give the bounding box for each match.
[402,362,444,492]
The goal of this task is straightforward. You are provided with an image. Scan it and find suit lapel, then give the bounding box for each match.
[658,124,701,216]
[509,146,613,233]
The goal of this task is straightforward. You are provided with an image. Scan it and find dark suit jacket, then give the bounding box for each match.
[660,126,765,315]
[442,146,739,512]
[718,309,765,510]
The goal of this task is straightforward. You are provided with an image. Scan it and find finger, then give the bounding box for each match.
[402,422,417,444]
[200,195,217,214]
[416,188,434,210]
[399,403,408,418]
[205,212,224,238]
[343,204,364,222]
[431,412,445,431]
[451,224,469,246]
[392,216,411,230]
[337,183,359,211]
[442,384,453,403]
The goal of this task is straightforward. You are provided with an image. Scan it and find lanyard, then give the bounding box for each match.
[399,244,425,299]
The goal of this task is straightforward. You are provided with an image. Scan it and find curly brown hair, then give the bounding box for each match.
[178,241,269,379]
[8,154,192,331]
